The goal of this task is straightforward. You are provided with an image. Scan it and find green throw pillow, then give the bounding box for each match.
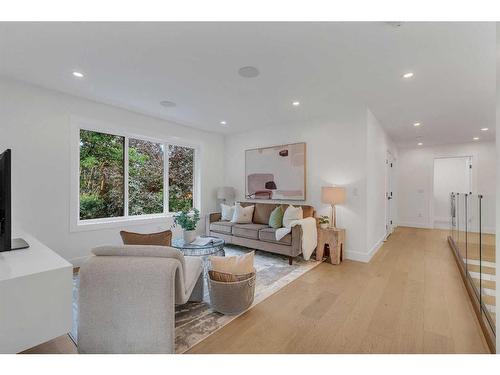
[268,206,284,229]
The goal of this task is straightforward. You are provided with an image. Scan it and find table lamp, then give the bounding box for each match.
[217,186,235,204]
[321,186,346,228]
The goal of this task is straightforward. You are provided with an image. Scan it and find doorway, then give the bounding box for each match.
[433,156,472,229]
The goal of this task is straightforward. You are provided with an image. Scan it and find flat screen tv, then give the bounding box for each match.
[0,149,29,252]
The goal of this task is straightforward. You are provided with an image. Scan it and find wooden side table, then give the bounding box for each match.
[316,227,345,265]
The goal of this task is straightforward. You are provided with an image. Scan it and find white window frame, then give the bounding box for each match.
[70,116,201,232]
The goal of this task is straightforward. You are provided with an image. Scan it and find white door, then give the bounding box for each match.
[385,152,395,237]
[433,156,471,229]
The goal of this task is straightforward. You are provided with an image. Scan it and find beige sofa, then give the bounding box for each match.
[206,202,315,264]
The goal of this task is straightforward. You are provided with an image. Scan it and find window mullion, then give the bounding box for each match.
[124,136,129,217]
[164,143,169,213]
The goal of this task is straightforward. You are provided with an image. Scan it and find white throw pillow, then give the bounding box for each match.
[220,203,235,221]
[282,205,303,227]
[231,203,255,224]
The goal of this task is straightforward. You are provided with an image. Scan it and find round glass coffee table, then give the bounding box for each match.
[172,236,225,277]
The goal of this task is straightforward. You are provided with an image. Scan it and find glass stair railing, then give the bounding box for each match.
[449,192,496,352]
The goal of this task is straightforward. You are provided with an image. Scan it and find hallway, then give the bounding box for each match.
[189,227,490,353]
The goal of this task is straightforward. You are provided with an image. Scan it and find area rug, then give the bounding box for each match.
[71,245,320,353]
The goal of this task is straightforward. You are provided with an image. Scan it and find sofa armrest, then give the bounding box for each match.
[291,225,303,256]
[206,212,222,235]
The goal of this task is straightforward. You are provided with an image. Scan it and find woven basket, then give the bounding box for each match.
[208,272,256,315]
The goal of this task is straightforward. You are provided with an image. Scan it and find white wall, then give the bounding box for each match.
[366,109,398,255]
[223,103,394,262]
[398,142,496,232]
[0,78,225,264]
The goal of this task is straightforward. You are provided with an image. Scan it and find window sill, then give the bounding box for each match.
[70,213,176,233]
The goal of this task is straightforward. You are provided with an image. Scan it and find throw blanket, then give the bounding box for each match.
[275,217,318,260]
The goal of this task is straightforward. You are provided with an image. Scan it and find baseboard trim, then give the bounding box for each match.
[398,222,433,229]
[345,234,385,263]
[399,222,494,235]
[344,250,371,263]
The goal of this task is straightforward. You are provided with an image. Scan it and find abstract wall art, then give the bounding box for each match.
[245,142,306,200]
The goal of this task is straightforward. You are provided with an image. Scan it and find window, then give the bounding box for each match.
[128,139,164,216]
[78,128,196,222]
[79,130,125,220]
[168,145,194,212]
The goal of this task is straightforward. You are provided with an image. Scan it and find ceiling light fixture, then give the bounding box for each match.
[473,137,479,141]
[238,66,260,78]
[413,122,421,127]
[292,101,300,107]
[402,72,414,79]
[220,121,227,126]
[160,100,176,108]
[481,128,489,131]
[72,71,84,78]
[417,142,423,146]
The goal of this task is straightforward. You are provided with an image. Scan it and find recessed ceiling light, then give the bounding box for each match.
[72,71,84,78]
[417,142,423,146]
[402,72,414,79]
[386,22,404,28]
[292,101,300,107]
[473,137,479,141]
[220,121,227,126]
[238,66,260,78]
[160,100,176,108]
[413,122,421,127]
[481,128,489,131]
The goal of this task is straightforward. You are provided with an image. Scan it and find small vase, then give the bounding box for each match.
[183,230,197,244]
[320,223,329,229]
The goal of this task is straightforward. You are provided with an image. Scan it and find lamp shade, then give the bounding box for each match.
[321,186,346,205]
[217,186,235,200]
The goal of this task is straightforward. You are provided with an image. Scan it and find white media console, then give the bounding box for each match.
[0,232,73,353]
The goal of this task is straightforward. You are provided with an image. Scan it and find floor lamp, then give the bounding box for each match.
[321,186,346,228]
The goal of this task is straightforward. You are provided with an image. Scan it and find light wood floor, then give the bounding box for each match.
[23,227,491,354]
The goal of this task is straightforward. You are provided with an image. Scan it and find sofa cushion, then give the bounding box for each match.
[301,205,314,218]
[231,204,255,224]
[268,205,284,229]
[232,223,269,240]
[239,202,314,221]
[258,227,292,245]
[209,220,234,235]
[283,205,303,227]
[221,203,235,221]
[253,203,279,225]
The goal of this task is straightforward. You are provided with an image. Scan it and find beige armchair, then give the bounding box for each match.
[77,245,204,354]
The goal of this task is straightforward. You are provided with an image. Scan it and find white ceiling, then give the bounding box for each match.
[0,22,495,147]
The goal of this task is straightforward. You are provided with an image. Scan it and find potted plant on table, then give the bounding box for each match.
[318,215,330,229]
[173,208,200,243]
